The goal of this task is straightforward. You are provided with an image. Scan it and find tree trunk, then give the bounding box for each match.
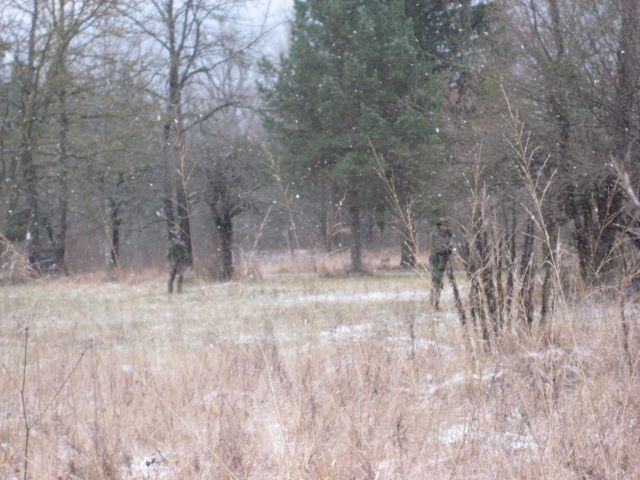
[471,207,498,331]
[21,0,42,255]
[348,190,363,273]
[519,218,536,326]
[162,123,176,231]
[216,213,233,280]
[567,186,590,282]
[176,176,193,263]
[22,149,40,252]
[319,184,330,252]
[495,235,504,330]
[104,171,124,270]
[539,220,558,324]
[107,195,121,269]
[364,211,374,246]
[109,201,121,269]
[163,96,193,265]
[163,0,193,264]
[54,76,69,274]
[0,83,19,236]
[592,174,624,281]
[614,0,639,164]
[503,202,516,323]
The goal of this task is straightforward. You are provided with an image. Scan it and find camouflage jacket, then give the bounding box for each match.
[168,239,189,265]
[429,229,453,258]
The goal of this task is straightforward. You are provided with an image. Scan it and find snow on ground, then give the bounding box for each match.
[439,423,470,445]
[128,452,173,480]
[426,368,503,397]
[319,322,373,342]
[437,421,537,452]
[387,336,455,354]
[281,290,429,306]
[0,276,563,479]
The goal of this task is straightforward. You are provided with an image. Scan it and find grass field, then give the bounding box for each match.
[1,270,639,479]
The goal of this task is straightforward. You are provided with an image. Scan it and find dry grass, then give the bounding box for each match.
[1,270,639,479]
[256,248,429,277]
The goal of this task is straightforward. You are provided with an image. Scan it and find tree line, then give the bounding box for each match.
[0,0,638,286]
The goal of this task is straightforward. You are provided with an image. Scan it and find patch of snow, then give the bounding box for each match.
[427,368,503,396]
[320,323,372,342]
[235,332,262,344]
[477,368,504,383]
[573,347,600,360]
[283,290,428,306]
[120,364,134,374]
[375,459,393,477]
[128,452,171,479]
[439,423,470,445]
[502,432,537,451]
[523,347,564,360]
[437,424,536,451]
[428,372,466,395]
[265,420,288,456]
[387,336,455,354]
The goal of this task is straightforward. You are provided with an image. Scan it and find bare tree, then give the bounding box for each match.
[120,0,258,268]
[195,44,262,280]
[3,0,112,272]
[492,0,640,284]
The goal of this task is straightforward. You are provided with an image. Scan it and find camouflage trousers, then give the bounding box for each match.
[168,262,188,294]
[430,251,450,310]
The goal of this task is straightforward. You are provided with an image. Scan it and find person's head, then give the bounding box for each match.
[170,226,182,241]
[436,217,449,232]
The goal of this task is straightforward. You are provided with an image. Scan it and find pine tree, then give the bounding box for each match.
[260,0,441,271]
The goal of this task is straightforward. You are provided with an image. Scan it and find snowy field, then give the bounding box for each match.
[1,273,639,479]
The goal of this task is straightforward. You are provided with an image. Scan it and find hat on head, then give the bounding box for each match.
[436,217,448,226]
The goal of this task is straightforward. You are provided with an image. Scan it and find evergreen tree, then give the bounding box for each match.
[260,0,441,271]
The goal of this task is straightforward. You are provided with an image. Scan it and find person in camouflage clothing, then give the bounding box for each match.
[167,227,190,294]
[429,217,453,311]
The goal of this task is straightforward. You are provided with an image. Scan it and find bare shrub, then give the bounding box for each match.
[0,234,35,284]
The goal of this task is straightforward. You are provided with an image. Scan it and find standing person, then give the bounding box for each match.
[168,227,189,294]
[429,217,453,311]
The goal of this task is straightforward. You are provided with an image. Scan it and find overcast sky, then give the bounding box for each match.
[246,0,294,56]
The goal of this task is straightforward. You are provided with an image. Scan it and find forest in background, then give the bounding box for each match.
[0,0,639,288]
[2,2,640,477]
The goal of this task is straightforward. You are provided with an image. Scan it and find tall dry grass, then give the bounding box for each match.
[0,271,638,479]
[2,94,639,479]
